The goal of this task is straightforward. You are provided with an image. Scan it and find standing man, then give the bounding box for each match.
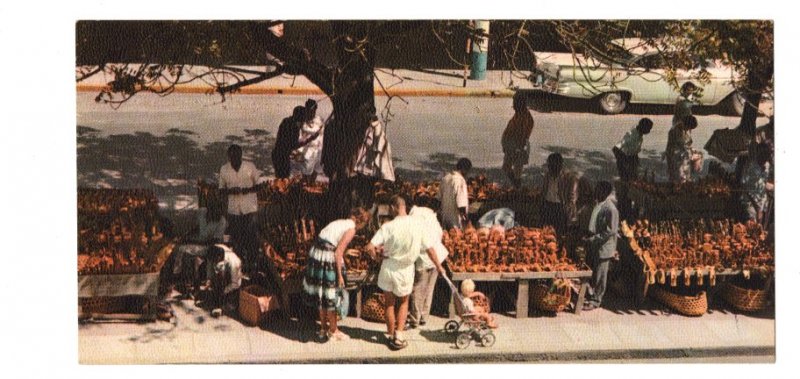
[365,195,445,351]
[540,153,578,237]
[613,118,654,181]
[582,181,619,311]
[272,106,305,179]
[407,203,449,329]
[501,93,534,188]
[293,99,325,180]
[439,158,472,230]
[673,82,697,128]
[219,144,264,274]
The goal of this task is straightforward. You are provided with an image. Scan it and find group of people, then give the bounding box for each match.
[272,98,396,183]
[166,84,773,343]
[303,195,448,350]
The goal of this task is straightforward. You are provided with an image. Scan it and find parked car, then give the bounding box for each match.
[529,39,746,115]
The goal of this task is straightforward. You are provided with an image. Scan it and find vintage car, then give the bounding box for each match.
[530,39,746,115]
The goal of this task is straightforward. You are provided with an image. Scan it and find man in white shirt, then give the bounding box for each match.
[439,158,472,230]
[219,144,264,273]
[407,203,449,329]
[613,118,653,182]
[365,195,446,351]
[205,244,243,317]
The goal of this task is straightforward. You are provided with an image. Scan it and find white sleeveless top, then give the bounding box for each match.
[318,219,356,246]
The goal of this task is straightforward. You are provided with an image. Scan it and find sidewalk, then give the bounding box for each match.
[78,291,775,364]
[76,67,538,97]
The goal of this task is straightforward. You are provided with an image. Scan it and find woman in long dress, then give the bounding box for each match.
[666,115,699,184]
[302,207,371,342]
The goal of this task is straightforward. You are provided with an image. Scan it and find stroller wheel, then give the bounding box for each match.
[456,332,472,349]
[444,320,460,333]
[480,332,496,347]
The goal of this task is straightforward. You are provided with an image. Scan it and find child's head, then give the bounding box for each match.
[460,279,476,296]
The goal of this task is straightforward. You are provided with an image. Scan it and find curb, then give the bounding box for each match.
[76,84,517,98]
[155,346,775,365]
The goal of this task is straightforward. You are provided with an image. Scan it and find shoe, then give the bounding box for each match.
[211,308,222,318]
[582,303,599,311]
[315,330,330,344]
[406,322,418,329]
[330,330,350,341]
[419,320,427,326]
[388,336,408,351]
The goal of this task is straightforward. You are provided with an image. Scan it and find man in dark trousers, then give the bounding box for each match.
[613,118,653,182]
[583,181,619,311]
[272,106,305,178]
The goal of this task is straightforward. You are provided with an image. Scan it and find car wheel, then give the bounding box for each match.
[599,92,628,114]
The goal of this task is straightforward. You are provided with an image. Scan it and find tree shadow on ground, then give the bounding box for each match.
[337,325,390,347]
[77,126,275,209]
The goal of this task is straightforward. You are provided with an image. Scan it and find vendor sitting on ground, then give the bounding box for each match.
[459,279,497,329]
[201,244,243,318]
[171,204,227,297]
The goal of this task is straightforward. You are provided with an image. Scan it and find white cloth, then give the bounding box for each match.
[544,177,560,203]
[219,161,262,215]
[209,244,242,295]
[409,206,449,270]
[291,116,324,176]
[354,119,396,181]
[439,171,469,229]
[371,215,436,297]
[462,297,475,313]
[195,208,227,243]
[318,219,356,246]
[615,127,644,156]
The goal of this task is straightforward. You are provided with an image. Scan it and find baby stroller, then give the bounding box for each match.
[441,275,496,349]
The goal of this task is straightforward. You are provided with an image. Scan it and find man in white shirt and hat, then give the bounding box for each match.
[407,200,449,329]
[365,195,446,351]
[219,144,264,273]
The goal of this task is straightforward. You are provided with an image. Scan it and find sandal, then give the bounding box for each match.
[388,336,408,351]
[315,330,330,344]
[330,330,350,341]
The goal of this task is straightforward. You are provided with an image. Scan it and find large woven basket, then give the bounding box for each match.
[648,285,707,317]
[361,292,386,323]
[530,283,571,313]
[719,281,770,313]
[79,296,147,315]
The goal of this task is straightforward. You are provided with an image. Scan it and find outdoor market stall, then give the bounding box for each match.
[77,188,175,321]
[620,218,773,316]
[626,177,733,221]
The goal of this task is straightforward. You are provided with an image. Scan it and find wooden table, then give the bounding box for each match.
[78,272,162,321]
[450,270,594,318]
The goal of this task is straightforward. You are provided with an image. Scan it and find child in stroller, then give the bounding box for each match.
[443,278,498,349]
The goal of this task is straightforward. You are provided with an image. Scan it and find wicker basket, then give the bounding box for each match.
[648,285,707,317]
[361,292,386,323]
[530,283,571,313]
[719,281,770,313]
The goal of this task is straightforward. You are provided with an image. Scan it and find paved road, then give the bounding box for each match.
[77,92,767,209]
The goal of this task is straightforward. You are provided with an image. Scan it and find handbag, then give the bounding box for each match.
[336,287,349,320]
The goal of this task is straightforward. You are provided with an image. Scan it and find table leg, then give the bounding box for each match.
[356,289,363,319]
[516,279,529,319]
[575,282,589,315]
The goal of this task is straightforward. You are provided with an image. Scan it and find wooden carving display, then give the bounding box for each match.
[77,189,171,275]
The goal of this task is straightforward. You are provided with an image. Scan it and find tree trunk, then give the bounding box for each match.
[738,91,762,137]
[319,22,377,222]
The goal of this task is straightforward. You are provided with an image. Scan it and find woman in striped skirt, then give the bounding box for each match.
[303,207,371,342]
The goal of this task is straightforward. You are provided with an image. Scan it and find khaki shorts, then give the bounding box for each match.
[377,261,415,297]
